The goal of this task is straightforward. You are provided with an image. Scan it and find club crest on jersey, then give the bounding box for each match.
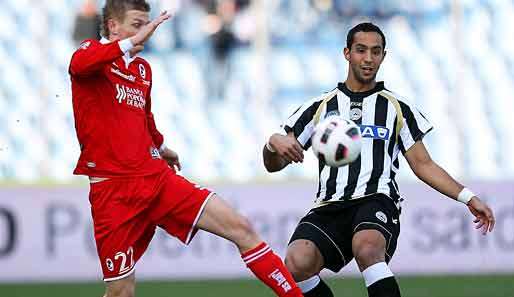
[350,108,362,120]
[139,64,146,79]
[359,125,390,140]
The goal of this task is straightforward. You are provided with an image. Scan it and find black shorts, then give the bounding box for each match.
[289,194,400,272]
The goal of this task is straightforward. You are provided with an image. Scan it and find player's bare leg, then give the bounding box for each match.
[195,194,259,251]
[196,194,303,296]
[352,230,401,297]
[103,272,135,297]
[285,239,334,296]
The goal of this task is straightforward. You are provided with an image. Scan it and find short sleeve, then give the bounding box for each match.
[398,101,433,153]
[282,97,324,150]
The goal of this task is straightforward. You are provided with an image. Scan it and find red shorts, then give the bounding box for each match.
[88,169,212,281]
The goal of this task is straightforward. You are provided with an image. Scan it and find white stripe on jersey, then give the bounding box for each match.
[351,92,377,198]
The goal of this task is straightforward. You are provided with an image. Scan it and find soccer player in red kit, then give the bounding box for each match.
[69,1,303,297]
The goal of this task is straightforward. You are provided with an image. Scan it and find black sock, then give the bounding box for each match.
[303,278,334,297]
[367,276,401,297]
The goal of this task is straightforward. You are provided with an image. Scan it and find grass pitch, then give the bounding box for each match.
[0,274,512,297]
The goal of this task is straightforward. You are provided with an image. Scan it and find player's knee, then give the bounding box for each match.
[353,242,384,269]
[285,244,321,281]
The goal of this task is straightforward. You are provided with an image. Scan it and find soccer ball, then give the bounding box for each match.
[311,116,362,167]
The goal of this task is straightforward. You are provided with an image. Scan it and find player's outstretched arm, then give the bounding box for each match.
[263,132,303,172]
[404,140,495,235]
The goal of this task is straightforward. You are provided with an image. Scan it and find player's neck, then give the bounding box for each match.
[344,76,376,93]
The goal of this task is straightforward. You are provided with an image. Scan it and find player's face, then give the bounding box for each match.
[344,31,385,85]
[110,10,150,40]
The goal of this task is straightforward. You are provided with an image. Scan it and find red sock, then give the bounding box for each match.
[241,242,303,297]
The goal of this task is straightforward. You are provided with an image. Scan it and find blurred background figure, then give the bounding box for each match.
[206,0,239,100]
[72,0,101,45]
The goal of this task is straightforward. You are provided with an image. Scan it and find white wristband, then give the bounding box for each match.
[457,188,474,204]
[118,38,134,54]
[265,141,276,153]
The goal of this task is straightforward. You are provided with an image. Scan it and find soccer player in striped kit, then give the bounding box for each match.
[263,22,495,297]
[69,1,302,296]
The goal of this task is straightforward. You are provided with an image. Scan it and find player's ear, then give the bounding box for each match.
[343,47,350,61]
[107,18,118,38]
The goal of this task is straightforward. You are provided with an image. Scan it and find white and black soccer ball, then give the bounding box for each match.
[311,116,362,167]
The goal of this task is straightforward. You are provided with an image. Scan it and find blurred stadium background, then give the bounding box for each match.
[0,0,513,296]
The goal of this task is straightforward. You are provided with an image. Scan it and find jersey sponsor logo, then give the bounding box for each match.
[350,101,362,107]
[360,125,390,140]
[350,108,362,120]
[79,41,91,50]
[115,84,146,109]
[110,67,136,82]
[139,64,146,79]
[376,211,388,223]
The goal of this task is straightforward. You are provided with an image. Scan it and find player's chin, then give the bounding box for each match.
[357,74,376,85]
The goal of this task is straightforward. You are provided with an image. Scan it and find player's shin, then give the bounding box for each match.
[241,242,303,297]
[362,262,401,297]
[297,275,334,297]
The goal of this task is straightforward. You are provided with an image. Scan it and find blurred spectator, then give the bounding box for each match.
[72,0,101,45]
[205,0,251,100]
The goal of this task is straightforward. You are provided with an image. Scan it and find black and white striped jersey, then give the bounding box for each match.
[282,82,433,209]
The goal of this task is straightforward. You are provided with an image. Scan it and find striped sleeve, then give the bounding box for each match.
[282,96,324,150]
[398,100,433,153]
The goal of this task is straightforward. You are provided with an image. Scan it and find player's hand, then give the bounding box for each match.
[467,196,495,235]
[268,133,304,163]
[161,147,182,171]
[130,10,171,46]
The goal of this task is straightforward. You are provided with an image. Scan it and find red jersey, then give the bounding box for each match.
[69,38,168,177]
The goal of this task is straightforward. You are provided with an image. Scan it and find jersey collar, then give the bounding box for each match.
[338,81,385,98]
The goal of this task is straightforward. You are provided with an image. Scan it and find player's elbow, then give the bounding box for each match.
[263,157,288,173]
[263,151,283,172]
[69,54,95,76]
[69,60,86,76]
[263,158,277,172]
[264,162,280,173]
